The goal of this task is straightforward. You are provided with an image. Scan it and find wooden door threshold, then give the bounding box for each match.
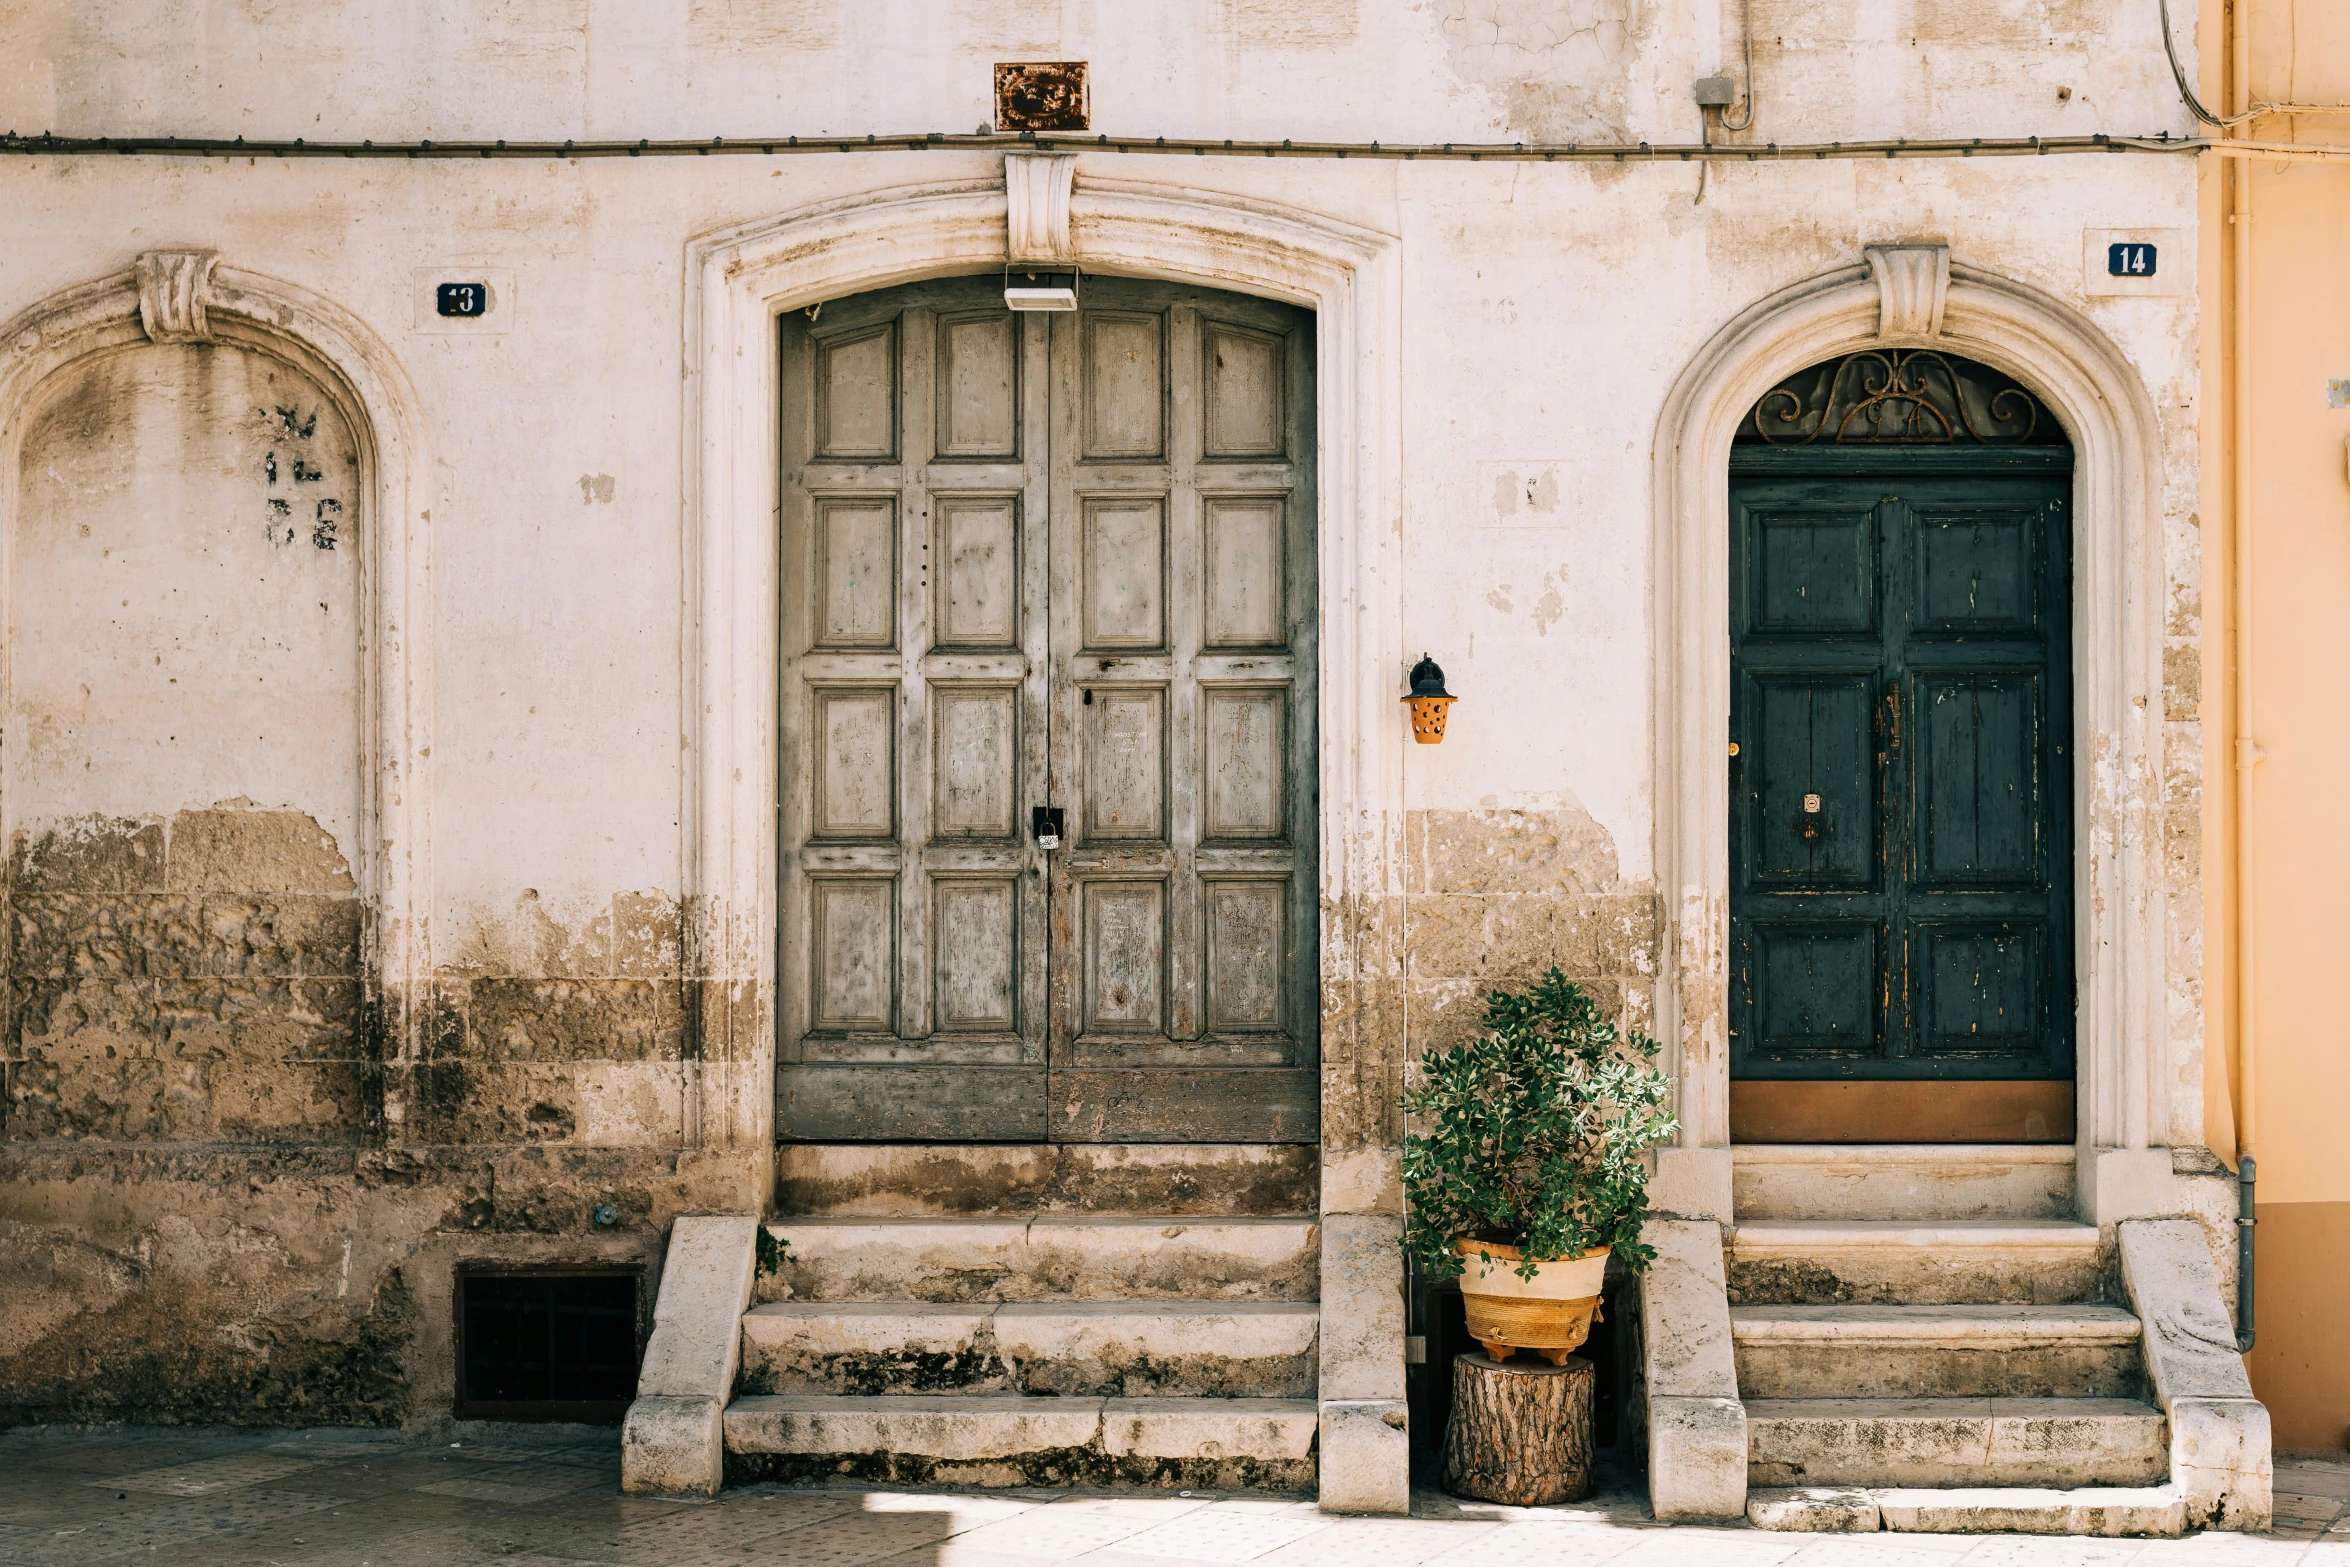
[1730,1080,2075,1144]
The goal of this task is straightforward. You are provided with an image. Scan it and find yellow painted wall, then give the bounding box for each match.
[2201,0,2350,1455]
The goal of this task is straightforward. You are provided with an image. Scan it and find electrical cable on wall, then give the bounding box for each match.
[1719,0,1757,134]
[2160,0,2350,128]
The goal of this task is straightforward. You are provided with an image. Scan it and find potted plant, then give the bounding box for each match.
[1402,968,1679,1364]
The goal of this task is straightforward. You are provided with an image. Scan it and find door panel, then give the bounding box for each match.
[1081,314,1166,458]
[1730,462,2073,1082]
[934,499,1021,648]
[811,499,898,648]
[935,311,1020,458]
[1080,880,1170,1033]
[1201,498,1287,648]
[1046,279,1318,1138]
[1740,672,1877,888]
[1202,686,1287,841]
[779,275,1316,1143]
[930,684,1019,839]
[1746,507,1878,634]
[780,277,1053,1140]
[813,323,898,459]
[932,878,1018,1031]
[1913,671,2042,886]
[1751,921,1881,1056]
[1080,498,1168,650]
[1915,921,2042,1056]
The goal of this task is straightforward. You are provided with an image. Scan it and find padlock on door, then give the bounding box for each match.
[1032,805,1065,852]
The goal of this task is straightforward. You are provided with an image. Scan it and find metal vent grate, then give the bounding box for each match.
[456,1269,642,1422]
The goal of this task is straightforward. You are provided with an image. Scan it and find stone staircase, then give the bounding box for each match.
[1727,1144,2187,1535]
[719,1144,1323,1490]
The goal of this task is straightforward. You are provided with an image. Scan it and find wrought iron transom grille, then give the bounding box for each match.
[1735,349,2067,445]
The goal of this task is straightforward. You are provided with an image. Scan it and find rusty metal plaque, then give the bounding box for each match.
[995,61,1089,132]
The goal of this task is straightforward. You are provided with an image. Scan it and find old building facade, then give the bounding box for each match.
[0,0,2318,1530]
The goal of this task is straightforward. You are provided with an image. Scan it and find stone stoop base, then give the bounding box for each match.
[1749,1485,2187,1537]
[722,1393,1320,1491]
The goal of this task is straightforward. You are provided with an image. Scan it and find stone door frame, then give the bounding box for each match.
[1649,250,2187,1223]
[681,171,1413,1508]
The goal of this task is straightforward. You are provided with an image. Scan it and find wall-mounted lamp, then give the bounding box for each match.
[1404,653,1455,744]
[1006,267,1080,311]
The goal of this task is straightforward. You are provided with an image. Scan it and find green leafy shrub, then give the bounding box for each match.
[1401,968,1678,1281]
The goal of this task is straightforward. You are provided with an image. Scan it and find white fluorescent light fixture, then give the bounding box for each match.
[1005,268,1080,311]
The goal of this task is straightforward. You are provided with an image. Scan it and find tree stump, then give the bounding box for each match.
[1441,1351,1595,1505]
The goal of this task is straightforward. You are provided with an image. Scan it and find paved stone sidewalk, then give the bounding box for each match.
[1,1426,2345,1567]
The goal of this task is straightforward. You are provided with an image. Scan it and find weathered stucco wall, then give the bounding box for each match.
[0,0,2216,1428]
[2196,0,2350,1455]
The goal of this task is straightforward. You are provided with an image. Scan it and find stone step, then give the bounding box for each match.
[759,1216,1321,1303]
[1727,1219,2104,1305]
[1732,1144,2077,1222]
[1749,1484,2184,1537]
[722,1393,1319,1491]
[776,1142,1319,1218]
[1732,1304,2145,1398]
[738,1300,1318,1398]
[1745,1397,2169,1489]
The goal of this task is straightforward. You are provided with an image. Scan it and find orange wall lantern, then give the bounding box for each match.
[1405,653,1456,744]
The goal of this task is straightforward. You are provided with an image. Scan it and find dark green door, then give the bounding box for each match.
[1728,447,2075,1082]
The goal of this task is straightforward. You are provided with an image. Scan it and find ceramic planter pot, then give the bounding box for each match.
[1454,1239,1608,1365]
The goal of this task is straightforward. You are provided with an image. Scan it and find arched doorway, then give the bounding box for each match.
[774,272,1320,1149]
[1726,349,2076,1144]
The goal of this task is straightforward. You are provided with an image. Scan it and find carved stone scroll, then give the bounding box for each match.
[135,250,222,344]
[1005,154,1077,264]
[1865,244,1950,340]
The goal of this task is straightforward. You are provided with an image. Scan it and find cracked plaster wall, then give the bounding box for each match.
[0,0,2214,1428]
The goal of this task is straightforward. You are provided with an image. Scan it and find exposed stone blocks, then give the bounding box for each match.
[5,811,368,1144]
[1400,810,1658,1062]
[0,805,730,1429]
[402,893,690,1150]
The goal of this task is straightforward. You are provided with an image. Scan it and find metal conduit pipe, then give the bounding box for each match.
[2226,0,2260,1357]
[1,128,2349,163]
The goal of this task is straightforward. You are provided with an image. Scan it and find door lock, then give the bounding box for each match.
[1032,806,1065,852]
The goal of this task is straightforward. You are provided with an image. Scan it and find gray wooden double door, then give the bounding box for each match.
[778,276,1318,1145]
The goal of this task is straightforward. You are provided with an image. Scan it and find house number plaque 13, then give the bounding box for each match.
[436,282,488,317]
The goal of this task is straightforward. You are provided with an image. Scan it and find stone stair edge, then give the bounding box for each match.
[1749,1483,2185,1537]
[1732,1144,2078,1166]
[1730,1219,2100,1246]
[743,1299,1324,1318]
[728,1393,1319,1414]
[1731,1303,2141,1342]
[720,1391,1324,1481]
[766,1215,1322,1230]
[1745,1395,2164,1418]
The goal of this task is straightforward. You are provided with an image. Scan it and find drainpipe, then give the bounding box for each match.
[2237,1156,2257,1351]
[2228,0,2260,1355]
